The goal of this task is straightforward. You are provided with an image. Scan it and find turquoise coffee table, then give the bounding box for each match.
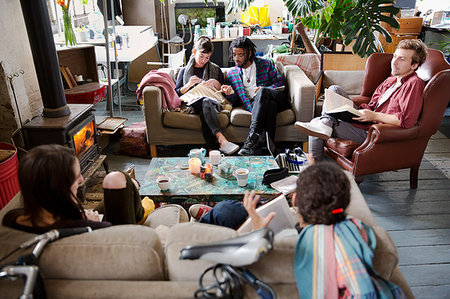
[140,156,279,202]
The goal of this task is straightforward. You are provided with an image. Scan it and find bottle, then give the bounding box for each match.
[194,25,201,41]
[238,25,244,37]
[224,26,230,39]
[215,23,221,39]
[206,27,213,39]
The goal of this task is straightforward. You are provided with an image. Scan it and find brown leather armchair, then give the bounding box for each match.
[324,49,450,188]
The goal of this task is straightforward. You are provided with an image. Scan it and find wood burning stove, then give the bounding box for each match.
[22,104,100,175]
[19,1,101,175]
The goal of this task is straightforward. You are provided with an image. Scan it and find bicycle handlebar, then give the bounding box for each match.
[20,227,92,250]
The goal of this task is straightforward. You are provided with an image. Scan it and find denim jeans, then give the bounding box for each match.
[198,200,249,230]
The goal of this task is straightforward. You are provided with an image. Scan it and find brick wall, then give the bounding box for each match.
[0,1,42,143]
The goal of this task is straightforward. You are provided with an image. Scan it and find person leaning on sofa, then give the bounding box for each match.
[175,35,240,155]
[225,36,291,156]
[295,39,428,161]
[2,144,154,233]
[244,161,406,298]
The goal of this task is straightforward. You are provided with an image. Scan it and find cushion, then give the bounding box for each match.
[143,204,189,228]
[326,138,361,158]
[230,107,295,127]
[0,224,166,281]
[163,111,229,130]
[323,70,365,96]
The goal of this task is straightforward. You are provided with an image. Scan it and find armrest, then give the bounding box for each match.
[284,65,316,122]
[367,123,419,143]
[142,86,165,142]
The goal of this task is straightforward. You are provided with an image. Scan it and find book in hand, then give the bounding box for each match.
[326,104,364,123]
[323,88,371,124]
[237,194,297,235]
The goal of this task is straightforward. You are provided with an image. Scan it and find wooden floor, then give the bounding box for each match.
[95,97,450,298]
[358,129,450,298]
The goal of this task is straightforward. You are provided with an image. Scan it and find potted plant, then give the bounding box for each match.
[223,0,400,58]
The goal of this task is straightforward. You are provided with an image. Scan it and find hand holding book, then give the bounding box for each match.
[352,109,377,123]
[243,190,276,231]
[324,89,372,124]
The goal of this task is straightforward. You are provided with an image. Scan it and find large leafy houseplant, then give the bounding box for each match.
[284,0,400,57]
[226,0,400,58]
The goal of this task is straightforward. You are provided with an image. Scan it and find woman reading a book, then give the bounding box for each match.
[2,144,154,233]
[245,161,405,298]
[175,36,239,155]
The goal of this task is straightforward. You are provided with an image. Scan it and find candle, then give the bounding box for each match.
[200,163,213,180]
[189,158,201,174]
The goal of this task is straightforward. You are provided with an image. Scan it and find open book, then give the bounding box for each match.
[237,194,297,234]
[323,89,364,123]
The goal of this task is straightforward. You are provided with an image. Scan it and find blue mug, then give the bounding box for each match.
[188,148,206,164]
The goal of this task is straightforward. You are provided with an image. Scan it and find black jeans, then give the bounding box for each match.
[250,87,290,141]
[190,97,222,149]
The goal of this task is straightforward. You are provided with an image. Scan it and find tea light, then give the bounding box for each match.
[189,158,201,174]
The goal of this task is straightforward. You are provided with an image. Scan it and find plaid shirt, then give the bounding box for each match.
[226,57,285,112]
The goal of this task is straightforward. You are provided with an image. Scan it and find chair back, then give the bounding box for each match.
[360,53,393,98]
[416,49,450,137]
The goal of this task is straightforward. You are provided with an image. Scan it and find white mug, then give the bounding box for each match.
[234,168,249,187]
[209,150,225,165]
[156,176,171,191]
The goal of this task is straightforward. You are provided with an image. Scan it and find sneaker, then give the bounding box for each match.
[219,142,240,155]
[189,204,212,221]
[238,133,259,156]
[294,118,332,140]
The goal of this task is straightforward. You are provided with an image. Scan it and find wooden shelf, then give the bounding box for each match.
[57,45,99,84]
[380,17,423,53]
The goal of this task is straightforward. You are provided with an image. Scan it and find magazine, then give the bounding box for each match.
[237,194,297,234]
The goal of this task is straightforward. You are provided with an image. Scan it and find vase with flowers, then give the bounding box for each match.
[57,0,77,46]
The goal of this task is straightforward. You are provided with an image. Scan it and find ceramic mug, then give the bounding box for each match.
[234,168,249,187]
[188,148,206,164]
[156,176,171,191]
[209,150,225,165]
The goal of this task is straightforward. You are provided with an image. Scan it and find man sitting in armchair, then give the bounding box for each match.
[295,39,428,160]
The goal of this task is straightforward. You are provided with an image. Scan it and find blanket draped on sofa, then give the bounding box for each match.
[137,70,180,111]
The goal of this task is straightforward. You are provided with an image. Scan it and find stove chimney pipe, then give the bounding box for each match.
[19,0,70,118]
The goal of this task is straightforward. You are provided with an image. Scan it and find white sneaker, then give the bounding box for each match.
[294,118,332,140]
[219,142,240,155]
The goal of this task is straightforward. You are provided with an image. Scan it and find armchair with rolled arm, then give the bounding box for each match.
[324,49,450,189]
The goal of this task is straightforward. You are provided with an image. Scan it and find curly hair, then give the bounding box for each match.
[295,162,350,225]
[229,36,257,63]
[18,144,85,226]
[397,39,428,68]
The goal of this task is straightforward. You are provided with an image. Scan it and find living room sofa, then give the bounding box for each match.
[142,64,316,156]
[0,173,414,298]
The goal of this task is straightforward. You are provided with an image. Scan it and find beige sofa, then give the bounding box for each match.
[0,174,414,298]
[142,65,316,156]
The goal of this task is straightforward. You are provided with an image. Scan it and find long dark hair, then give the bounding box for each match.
[229,36,256,63]
[18,144,85,226]
[295,162,350,225]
